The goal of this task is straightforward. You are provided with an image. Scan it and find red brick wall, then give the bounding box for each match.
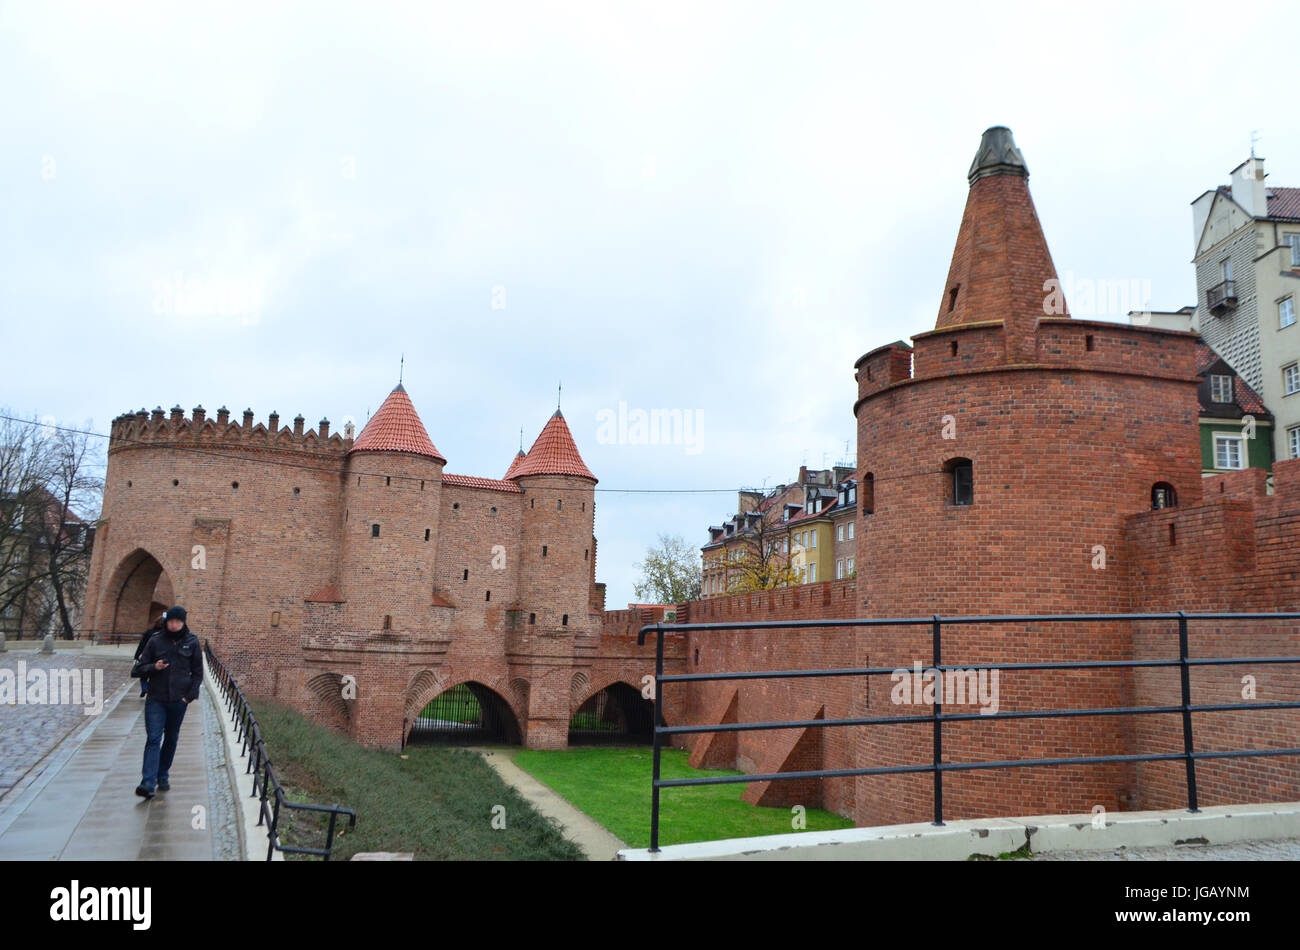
[672,580,861,818]
[1126,458,1300,811]
[851,319,1203,826]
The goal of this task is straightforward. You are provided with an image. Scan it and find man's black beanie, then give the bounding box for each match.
[167,605,187,623]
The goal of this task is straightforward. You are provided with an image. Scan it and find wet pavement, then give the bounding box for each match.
[0,645,241,860]
[0,651,134,796]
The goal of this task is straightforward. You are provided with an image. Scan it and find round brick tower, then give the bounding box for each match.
[509,409,598,747]
[851,127,1204,827]
[339,383,446,634]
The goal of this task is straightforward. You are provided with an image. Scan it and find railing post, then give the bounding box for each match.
[650,621,665,853]
[324,809,339,861]
[267,793,279,861]
[932,615,944,826]
[1177,611,1200,813]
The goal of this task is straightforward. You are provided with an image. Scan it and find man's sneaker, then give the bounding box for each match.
[134,785,155,799]
[157,781,170,791]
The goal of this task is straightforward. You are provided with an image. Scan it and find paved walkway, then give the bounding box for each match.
[471,747,627,860]
[0,645,241,860]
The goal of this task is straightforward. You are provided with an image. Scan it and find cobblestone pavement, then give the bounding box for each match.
[0,650,134,798]
[201,682,243,860]
[1030,838,1300,860]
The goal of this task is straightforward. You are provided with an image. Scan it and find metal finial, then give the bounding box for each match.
[519,426,524,452]
[557,381,562,411]
[1250,129,1261,158]
[399,353,404,384]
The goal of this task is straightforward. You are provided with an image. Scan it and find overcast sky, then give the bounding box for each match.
[3,1,1298,605]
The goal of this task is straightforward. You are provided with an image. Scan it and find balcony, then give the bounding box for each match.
[1207,279,1238,316]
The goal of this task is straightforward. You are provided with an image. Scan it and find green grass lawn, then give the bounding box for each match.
[247,698,585,860]
[419,683,480,722]
[511,746,855,848]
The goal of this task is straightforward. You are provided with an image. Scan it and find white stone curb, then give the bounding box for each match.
[617,801,1300,861]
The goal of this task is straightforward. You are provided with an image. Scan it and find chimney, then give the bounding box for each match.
[268,411,279,434]
[1230,156,1267,218]
[293,413,305,436]
[799,465,808,484]
[343,421,356,440]
[216,406,230,426]
[170,405,184,424]
[319,418,330,439]
[242,408,254,429]
[192,405,205,425]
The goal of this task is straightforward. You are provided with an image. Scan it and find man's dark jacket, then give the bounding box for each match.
[131,624,203,703]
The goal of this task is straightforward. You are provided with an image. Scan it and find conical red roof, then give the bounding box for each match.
[503,449,527,479]
[348,384,446,463]
[936,127,1065,346]
[510,410,596,482]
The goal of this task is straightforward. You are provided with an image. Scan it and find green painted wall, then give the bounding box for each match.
[1200,422,1274,472]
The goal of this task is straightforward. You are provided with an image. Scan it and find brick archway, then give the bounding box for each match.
[573,675,673,726]
[404,666,525,745]
[100,547,177,638]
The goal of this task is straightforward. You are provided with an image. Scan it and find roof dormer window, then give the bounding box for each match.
[1210,374,1233,404]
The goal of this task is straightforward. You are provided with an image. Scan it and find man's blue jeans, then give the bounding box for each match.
[141,698,188,791]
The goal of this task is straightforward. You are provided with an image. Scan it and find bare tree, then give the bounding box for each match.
[37,423,103,638]
[0,411,103,638]
[726,488,801,593]
[0,411,54,635]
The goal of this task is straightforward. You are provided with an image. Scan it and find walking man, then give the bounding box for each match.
[132,605,203,799]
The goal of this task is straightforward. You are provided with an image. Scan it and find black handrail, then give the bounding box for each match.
[203,642,357,860]
[637,611,1300,852]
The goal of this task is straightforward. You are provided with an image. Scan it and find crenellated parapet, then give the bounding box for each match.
[108,404,353,459]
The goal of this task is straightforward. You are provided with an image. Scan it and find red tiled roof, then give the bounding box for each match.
[1195,342,1270,416]
[1268,187,1300,221]
[509,410,596,482]
[348,384,446,462]
[442,473,524,493]
[503,450,527,480]
[1234,376,1269,416]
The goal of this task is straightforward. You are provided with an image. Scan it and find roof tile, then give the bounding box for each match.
[509,410,596,481]
[348,384,446,462]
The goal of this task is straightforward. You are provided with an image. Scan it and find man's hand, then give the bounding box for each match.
[154,659,169,671]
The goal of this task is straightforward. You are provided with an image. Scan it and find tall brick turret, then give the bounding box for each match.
[936,125,1067,362]
[339,384,446,632]
[509,409,598,747]
[852,126,1203,827]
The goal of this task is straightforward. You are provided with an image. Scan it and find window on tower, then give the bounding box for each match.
[1151,482,1177,510]
[944,459,973,506]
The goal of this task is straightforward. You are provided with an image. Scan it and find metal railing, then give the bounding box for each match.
[637,612,1300,851]
[204,643,357,860]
